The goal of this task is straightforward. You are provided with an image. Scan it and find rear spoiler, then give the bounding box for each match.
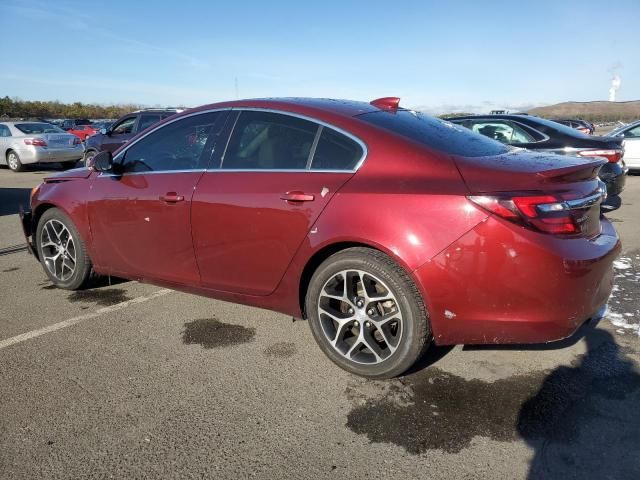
[536,158,605,183]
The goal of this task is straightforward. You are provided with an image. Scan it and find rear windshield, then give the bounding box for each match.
[14,123,65,134]
[74,119,92,126]
[358,110,510,157]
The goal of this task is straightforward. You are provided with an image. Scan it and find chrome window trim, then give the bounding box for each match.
[97,169,207,178]
[217,107,368,173]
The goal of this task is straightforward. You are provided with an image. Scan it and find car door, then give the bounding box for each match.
[87,110,229,284]
[621,124,640,165]
[102,116,137,153]
[191,109,365,296]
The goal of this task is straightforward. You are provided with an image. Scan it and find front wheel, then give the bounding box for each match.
[83,150,97,167]
[36,208,93,290]
[305,247,430,379]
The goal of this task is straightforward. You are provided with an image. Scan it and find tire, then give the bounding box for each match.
[60,160,78,170]
[305,247,430,379]
[83,150,97,167]
[6,150,24,172]
[36,208,92,290]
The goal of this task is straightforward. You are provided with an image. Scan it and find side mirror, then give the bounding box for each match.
[100,128,108,135]
[89,151,113,172]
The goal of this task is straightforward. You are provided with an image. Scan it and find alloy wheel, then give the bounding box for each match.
[317,269,403,365]
[40,219,77,281]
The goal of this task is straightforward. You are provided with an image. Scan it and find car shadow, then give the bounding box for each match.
[518,327,640,479]
[0,187,32,216]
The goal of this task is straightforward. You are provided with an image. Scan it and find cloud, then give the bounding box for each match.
[3,0,211,70]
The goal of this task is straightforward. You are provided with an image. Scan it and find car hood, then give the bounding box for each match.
[44,167,92,183]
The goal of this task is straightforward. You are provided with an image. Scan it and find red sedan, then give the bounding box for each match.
[67,125,98,142]
[20,97,620,378]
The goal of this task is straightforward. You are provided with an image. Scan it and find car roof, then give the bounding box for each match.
[184,98,381,120]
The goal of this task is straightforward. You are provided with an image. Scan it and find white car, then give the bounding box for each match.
[0,121,84,172]
[607,120,640,171]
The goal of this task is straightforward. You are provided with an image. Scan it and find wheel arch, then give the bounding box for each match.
[297,240,417,318]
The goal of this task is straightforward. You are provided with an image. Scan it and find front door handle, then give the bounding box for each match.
[160,192,184,203]
[280,191,315,203]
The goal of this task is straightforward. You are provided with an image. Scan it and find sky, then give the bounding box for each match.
[1,0,639,113]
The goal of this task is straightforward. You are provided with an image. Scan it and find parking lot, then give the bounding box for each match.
[0,167,638,479]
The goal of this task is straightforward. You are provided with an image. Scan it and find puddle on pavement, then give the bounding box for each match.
[2,267,19,272]
[264,341,297,358]
[346,328,640,460]
[181,318,255,349]
[67,288,131,307]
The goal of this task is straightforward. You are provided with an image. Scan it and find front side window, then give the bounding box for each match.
[311,127,363,170]
[112,117,136,135]
[469,120,536,145]
[119,112,223,173]
[222,111,318,170]
[138,114,163,132]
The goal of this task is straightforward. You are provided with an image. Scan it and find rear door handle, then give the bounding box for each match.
[160,192,184,203]
[280,191,315,203]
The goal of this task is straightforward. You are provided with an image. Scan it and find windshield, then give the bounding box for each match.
[358,110,510,157]
[14,123,66,134]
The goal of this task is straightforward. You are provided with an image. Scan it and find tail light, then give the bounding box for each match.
[24,138,48,147]
[468,191,603,236]
[577,149,623,163]
[73,137,82,145]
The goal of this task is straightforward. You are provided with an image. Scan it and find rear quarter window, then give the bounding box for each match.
[358,110,509,157]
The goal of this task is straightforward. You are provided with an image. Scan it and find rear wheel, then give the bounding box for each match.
[6,150,24,172]
[36,208,92,290]
[305,247,430,379]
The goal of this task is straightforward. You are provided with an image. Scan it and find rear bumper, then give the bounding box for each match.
[19,209,38,259]
[414,216,620,345]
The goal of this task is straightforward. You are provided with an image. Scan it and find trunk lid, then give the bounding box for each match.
[455,149,606,238]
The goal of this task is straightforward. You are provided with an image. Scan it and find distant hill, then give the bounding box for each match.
[528,101,640,122]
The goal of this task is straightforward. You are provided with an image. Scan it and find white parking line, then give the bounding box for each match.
[0,288,172,350]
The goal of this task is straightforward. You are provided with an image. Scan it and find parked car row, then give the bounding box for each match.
[1,109,180,171]
[19,97,623,378]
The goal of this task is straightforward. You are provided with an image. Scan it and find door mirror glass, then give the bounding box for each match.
[100,128,108,135]
[89,151,113,172]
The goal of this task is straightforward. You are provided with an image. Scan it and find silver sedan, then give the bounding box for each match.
[0,121,85,172]
[607,120,640,171]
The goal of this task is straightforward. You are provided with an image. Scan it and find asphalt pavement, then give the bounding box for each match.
[0,165,638,479]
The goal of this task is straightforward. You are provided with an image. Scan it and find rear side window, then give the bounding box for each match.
[138,114,163,132]
[358,110,509,157]
[0,125,11,137]
[311,127,363,170]
[222,111,318,170]
[120,112,224,173]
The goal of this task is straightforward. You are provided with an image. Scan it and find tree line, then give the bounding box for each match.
[0,96,158,120]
